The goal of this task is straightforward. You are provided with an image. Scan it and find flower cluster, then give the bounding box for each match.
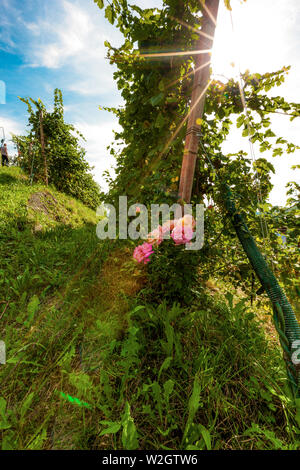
[133,242,154,265]
[133,214,195,264]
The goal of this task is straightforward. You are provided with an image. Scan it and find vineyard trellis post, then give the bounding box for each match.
[39,109,48,186]
[178,0,220,204]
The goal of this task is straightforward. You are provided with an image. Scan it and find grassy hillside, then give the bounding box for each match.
[0,167,299,450]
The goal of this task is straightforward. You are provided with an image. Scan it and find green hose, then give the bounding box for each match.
[224,185,300,400]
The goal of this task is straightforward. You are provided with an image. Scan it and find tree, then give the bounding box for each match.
[13,89,101,209]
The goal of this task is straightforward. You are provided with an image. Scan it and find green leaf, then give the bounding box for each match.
[199,425,211,450]
[236,115,245,128]
[224,0,232,10]
[130,305,145,315]
[151,381,163,422]
[150,93,164,107]
[158,79,165,91]
[163,379,174,403]
[27,428,48,450]
[20,392,35,421]
[265,129,276,138]
[105,5,114,24]
[225,292,234,310]
[158,356,172,380]
[99,421,121,436]
[182,374,201,443]
[272,147,283,157]
[155,112,165,129]
[121,402,139,450]
[188,375,201,418]
[94,0,104,8]
[0,397,7,416]
[1,430,15,450]
[25,295,39,326]
[0,397,11,430]
[295,398,300,427]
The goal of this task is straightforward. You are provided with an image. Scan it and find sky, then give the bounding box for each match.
[0,0,299,205]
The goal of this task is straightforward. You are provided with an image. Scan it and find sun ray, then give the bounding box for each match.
[140,49,212,59]
[199,0,218,27]
[161,78,213,156]
[166,59,211,91]
[136,78,213,188]
[126,80,213,196]
[169,15,214,41]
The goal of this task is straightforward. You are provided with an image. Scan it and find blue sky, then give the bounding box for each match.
[0,0,126,175]
[0,0,299,205]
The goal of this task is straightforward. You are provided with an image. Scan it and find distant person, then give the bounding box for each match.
[1,142,9,166]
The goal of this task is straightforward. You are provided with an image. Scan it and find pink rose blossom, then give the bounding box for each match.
[133,242,154,264]
[161,219,176,234]
[174,214,196,230]
[147,225,164,246]
[171,224,194,245]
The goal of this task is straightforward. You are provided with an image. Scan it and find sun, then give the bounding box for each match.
[211,0,290,81]
[211,3,242,82]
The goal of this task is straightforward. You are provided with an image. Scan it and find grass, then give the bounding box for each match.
[0,166,299,450]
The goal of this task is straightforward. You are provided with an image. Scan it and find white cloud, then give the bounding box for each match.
[73,118,121,191]
[0,0,20,52]
[23,0,122,97]
[0,115,23,155]
[24,1,97,69]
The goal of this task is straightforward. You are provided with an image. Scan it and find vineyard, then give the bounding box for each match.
[0,0,300,452]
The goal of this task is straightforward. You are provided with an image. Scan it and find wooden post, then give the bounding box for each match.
[178,0,220,204]
[16,143,21,166]
[39,109,48,186]
[29,140,33,184]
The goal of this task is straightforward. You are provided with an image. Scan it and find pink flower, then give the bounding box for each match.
[174,214,196,230]
[136,206,141,213]
[147,225,164,246]
[171,224,194,245]
[133,242,154,264]
[161,219,176,234]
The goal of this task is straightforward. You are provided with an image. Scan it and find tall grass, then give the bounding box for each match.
[0,167,299,450]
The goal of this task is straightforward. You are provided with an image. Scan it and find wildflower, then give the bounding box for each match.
[133,242,154,264]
